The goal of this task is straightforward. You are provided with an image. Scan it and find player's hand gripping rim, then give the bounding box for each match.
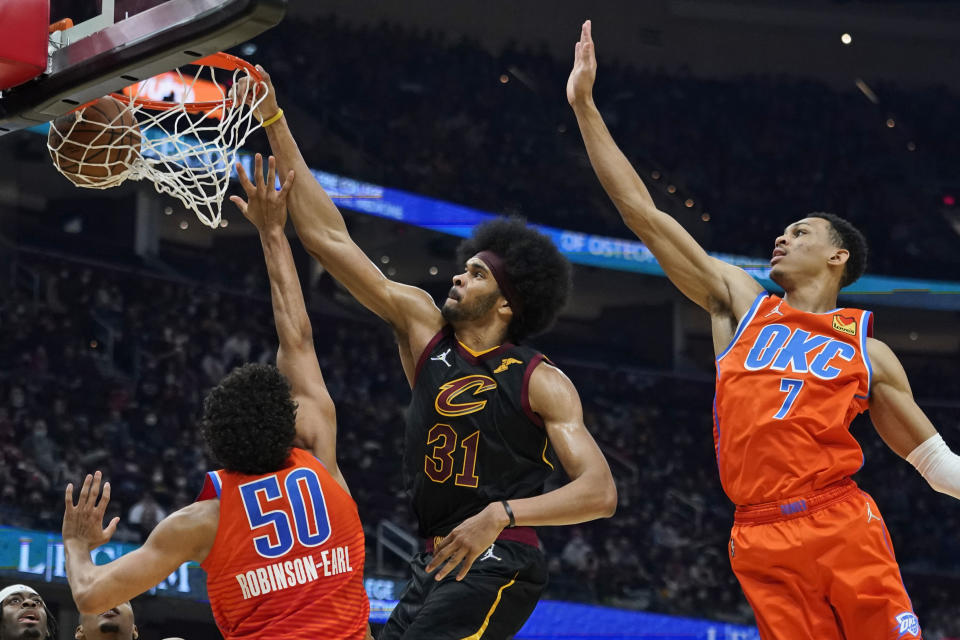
[231,153,295,232]
[231,64,279,122]
[63,470,120,552]
[425,503,509,581]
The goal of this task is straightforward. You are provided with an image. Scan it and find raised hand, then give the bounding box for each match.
[253,65,280,120]
[230,153,295,232]
[63,471,120,552]
[232,64,279,121]
[566,20,597,107]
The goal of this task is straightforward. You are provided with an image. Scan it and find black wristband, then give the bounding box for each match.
[501,500,516,528]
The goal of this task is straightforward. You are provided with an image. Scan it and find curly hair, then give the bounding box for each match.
[808,212,869,288]
[200,364,297,475]
[456,217,572,342]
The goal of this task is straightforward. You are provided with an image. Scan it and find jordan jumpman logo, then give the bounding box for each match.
[479,544,503,562]
[431,348,453,367]
[764,299,785,317]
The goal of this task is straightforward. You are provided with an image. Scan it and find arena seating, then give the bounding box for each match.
[245,16,960,280]
[1,252,957,634]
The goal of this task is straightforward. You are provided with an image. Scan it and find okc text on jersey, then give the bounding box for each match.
[743,324,855,379]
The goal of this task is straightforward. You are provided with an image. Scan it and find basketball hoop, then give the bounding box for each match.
[47,52,267,229]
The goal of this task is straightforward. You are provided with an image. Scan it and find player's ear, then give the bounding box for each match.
[828,247,849,268]
[497,296,514,320]
[74,625,85,640]
[132,625,139,640]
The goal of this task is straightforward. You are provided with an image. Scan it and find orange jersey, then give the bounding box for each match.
[198,448,369,639]
[714,293,873,505]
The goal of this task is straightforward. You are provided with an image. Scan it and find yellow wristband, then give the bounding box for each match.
[261,108,284,127]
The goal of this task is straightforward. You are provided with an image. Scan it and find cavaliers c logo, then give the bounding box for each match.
[434,375,497,417]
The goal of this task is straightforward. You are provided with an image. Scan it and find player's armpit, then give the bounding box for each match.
[70,502,217,614]
[506,364,617,526]
[867,338,938,458]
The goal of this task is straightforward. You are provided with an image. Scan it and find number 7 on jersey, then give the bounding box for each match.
[774,378,804,419]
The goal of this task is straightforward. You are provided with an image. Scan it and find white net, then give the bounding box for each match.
[47,57,266,228]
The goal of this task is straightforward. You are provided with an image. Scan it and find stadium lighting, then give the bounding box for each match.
[841,33,853,45]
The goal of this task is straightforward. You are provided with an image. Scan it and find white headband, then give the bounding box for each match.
[0,584,40,603]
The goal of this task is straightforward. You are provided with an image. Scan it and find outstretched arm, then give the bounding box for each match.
[567,21,762,316]
[426,364,616,581]
[63,472,216,614]
[232,156,348,490]
[243,69,443,348]
[868,338,960,499]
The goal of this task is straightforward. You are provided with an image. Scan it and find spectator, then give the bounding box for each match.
[127,491,167,541]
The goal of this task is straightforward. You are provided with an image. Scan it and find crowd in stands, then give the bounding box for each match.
[248,16,960,280]
[1,250,958,637]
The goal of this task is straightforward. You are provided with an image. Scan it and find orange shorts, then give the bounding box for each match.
[729,480,921,640]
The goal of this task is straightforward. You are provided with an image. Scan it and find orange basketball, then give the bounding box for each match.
[48,96,142,185]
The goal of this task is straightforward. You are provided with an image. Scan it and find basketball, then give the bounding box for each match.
[48,95,141,186]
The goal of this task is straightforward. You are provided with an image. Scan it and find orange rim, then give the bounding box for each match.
[106,52,262,114]
[49,18,75,33]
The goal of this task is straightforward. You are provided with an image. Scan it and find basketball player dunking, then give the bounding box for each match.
[243,71,617,639]
[61,157,371,639]
[568,21,960,639]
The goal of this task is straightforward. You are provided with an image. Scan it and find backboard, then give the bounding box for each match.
[0,0,286,135]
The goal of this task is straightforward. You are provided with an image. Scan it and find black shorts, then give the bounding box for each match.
[379,540,547,640]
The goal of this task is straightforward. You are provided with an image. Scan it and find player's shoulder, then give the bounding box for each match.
[865,336,895,360]
[528,360,577,401]
[710,267,766,319]
[147,500,219,562]
[865,336,901,385]
[391,284,445,338]
[171,497,220,525]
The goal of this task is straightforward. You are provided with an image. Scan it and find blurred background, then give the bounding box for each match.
[1,0,958,638]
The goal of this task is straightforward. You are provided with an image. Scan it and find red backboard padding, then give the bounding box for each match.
[0,0,50,89]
